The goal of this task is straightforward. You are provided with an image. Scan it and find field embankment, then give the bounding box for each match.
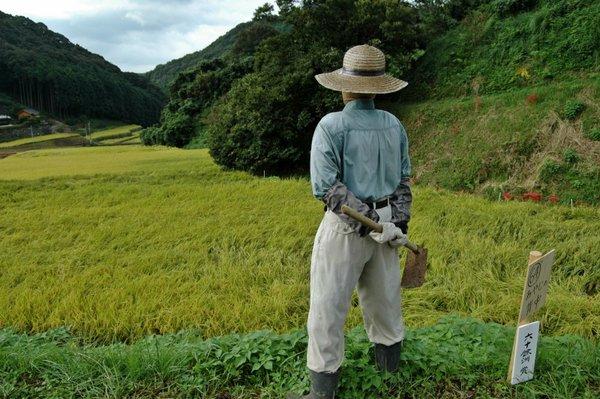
[0,125,142,157]
[1,316,597,398]
[88,124,140,142]
[390,76,600,204]
[0,147,597,343]
[0,133,86,153]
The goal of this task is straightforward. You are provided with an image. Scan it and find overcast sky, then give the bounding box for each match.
[0,0,272,73]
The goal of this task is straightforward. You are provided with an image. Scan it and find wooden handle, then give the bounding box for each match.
[341,205,383,233]
[341,205,420,253]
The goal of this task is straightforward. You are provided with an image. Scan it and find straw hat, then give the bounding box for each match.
[315,44,408,94]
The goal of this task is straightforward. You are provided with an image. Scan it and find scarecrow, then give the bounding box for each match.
[289,44,412,399]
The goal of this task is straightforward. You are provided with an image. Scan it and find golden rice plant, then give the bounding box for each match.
[0,147,598,342]
[0,133,79,148]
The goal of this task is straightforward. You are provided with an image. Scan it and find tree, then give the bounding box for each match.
[253,3,276,21]
[206,0,424,174]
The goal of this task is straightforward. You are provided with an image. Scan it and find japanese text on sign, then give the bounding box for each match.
[518,250,555,322]
[510,321,540,384]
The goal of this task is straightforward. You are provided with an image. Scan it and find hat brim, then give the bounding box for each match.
[315,68,408,94]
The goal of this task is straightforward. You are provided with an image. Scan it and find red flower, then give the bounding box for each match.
[526,93,539,105]
[523,192,542,202]
[548,194,559,204]
[502,192,513,201]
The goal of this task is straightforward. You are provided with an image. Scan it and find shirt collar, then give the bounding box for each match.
[343,98,375,112]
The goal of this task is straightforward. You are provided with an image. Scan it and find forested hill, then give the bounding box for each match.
[144,22,252,91]
[0,11,165,126]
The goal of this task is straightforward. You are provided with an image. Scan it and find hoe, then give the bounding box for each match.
[341,205,428,288]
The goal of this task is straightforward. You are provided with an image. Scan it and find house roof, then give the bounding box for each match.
[19,108,39,115]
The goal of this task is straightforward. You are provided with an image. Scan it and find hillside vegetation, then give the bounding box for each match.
[0,147,597,343]
[144,22,255,91]
[390,76,600,204]
[0,11,165,126]
[405,0,600,99]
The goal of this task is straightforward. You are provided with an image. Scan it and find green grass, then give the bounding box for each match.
[99,132,141,145]
[1,316,597,398]
[0,133,79,148]
[89,124,139,141]
[0,147,598,343]
[122,135,142,144]
[388,76,600,204]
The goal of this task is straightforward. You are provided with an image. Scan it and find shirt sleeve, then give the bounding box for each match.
[391,124,412,225]
[310,122,379,229]
[310,122,340,199]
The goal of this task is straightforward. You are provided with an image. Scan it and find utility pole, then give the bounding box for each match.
[87,121,91,144]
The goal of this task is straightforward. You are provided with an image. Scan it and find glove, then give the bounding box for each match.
[395,221,408,234]
[358,209,380,237]
[389,221,409,248]
[369,222,403,244]
[388,230,408,248]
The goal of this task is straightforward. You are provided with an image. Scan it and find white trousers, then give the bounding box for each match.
[307,205,404,373]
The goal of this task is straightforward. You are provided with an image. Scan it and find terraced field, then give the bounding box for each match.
[1,145,598,398]
[1,146,597,341]
[0,132,80,148]
[88,124,140,141]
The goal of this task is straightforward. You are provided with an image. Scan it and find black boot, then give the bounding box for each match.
[374,341,403,372]
[287,369,340,399]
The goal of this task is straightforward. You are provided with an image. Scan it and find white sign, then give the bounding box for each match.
[518,250,555,322]
[510,321,540,385]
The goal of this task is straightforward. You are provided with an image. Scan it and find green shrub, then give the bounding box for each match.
[157,110,196,147]
[562,100,585,120]
[492,0,538,16]
[570,178,584,189]
[585,127,600,141]
[140,126,164,145]
[539,159,562,181]
[563,148,580,163]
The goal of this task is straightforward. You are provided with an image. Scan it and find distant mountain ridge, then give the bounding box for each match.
[144,22,253,91]
[0,11,165,126]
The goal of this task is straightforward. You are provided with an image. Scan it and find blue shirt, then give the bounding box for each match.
[310,99,411,202]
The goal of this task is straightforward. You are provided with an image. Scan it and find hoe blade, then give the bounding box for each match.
[401,246,428,288]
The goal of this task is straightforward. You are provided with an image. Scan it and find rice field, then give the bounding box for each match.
[0,146,598,342]
[0,132,79,148]
[88,124,139,141]
[99,132,141,145]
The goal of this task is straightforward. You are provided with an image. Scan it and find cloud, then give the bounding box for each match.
[0,0,271,72]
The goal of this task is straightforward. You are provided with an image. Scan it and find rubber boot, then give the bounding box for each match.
[287,369,340,399]
[374,341,403,372]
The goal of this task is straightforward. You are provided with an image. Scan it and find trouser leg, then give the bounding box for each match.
[358,242,405,372]
[306,211,370,373]
[357,240,404,346]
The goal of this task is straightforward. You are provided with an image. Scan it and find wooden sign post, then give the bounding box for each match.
[510,321,540,384]
[508,250,555,384]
